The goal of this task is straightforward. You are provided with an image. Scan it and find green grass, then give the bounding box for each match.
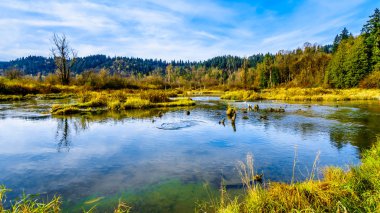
[0,186,62,213]
[212,137,380,212]
[0,186,130,213]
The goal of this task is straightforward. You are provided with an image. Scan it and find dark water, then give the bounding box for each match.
[0,97,379,212]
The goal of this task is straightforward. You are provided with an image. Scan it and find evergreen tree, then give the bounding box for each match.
[326,38,352,88]
[362,8,380,71]
[327,37,370,88]
[343,36,370,87]
[332,27,353,53]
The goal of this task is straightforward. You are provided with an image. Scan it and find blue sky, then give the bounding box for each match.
[0,0,379,61]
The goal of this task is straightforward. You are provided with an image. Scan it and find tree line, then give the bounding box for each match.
[0,8,379,89]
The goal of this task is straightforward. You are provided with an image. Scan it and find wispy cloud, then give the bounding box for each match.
[0,0,378,61]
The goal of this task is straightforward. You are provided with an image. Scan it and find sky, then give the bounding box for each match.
[0,0,379,61]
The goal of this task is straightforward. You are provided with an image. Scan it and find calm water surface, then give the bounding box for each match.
[0,97,379,212]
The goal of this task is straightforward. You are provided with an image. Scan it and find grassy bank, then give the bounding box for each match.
[211,136,380,213]
[221,88,380,101]
[51,90,195,115]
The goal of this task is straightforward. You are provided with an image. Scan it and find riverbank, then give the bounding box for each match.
[210,137,380,212]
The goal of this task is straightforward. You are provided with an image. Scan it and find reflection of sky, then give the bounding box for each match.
[0,100,376,205]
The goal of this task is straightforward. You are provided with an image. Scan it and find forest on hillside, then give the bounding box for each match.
[0,8,379,89]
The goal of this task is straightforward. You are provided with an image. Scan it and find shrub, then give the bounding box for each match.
[4,69,23,80]
[140,90,170,103]
[360,71,380,88]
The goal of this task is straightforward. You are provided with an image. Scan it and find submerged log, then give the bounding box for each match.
[223,175,263,189]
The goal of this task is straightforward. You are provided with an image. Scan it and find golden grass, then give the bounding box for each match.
[221,87,380,101]
[0,77,78,95]
[50,90,195,115]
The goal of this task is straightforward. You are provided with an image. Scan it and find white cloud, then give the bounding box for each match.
[0,0,377,61]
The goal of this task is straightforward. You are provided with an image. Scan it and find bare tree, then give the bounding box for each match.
[51,33,77,85]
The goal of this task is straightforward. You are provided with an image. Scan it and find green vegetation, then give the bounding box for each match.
[211,137,380,212]
[0,187,61,213]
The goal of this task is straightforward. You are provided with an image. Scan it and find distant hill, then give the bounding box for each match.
[0,44,333,76]
[0,54,267,76]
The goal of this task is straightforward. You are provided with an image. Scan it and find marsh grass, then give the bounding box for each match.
[0,77,76,95]
[51,90,195,115]
[213,137,380,212]
[140,90,170,103]
[221,88,380,101]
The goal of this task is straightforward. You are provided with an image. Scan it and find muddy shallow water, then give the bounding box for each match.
[0,97,379,212]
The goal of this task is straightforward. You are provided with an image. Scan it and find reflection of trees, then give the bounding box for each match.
[55,117,91,152]
[327,108,380,153]
[56,118,71,152]
[329,125,376,152]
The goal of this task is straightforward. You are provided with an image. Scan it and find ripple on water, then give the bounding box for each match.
[157,120,203,130]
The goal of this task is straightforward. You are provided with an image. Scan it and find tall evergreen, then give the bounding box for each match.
[362,8,380,71]
[332,27,353,53]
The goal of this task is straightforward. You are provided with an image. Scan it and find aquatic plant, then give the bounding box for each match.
[0,186,131,213]
[0,186,61,213]
[51,105,81,115]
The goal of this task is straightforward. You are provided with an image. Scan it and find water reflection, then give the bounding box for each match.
[56,118,71,152]
[48,100,380,155]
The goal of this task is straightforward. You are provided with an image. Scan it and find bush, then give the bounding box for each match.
[44,73,59,85]
[360,71,380,88]
[123,97,151,109]
[4,69,23,80]
[140,90,170,103]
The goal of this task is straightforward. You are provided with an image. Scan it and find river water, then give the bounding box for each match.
[0,97,379,212]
